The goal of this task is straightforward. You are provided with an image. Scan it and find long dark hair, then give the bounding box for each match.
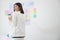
[14,2,24,14]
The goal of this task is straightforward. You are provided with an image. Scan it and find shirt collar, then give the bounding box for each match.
[15,11,21,13]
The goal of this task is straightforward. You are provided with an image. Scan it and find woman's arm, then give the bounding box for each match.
[12,14,17,27]
[8,13,17,27]
[8,15,12,21]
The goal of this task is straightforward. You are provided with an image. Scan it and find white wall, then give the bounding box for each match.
[0,0,60,40]
[25,0,60,40]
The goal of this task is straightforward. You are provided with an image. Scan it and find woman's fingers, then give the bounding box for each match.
[8,15,12,21]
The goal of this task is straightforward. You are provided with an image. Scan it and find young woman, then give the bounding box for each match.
[8,2,26,40]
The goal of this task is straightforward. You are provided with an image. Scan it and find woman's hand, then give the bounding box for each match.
[8,15,12,21]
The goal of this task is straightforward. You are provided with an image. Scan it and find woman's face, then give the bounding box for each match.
[14,5,20,11]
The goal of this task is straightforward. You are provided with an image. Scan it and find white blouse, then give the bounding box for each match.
[11,11,26,37]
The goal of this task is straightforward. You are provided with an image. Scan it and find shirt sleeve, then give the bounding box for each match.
[12,13,17,27]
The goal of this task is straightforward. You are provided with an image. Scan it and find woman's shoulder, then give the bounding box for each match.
[18,12,25,15]
[12,12,26,17]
